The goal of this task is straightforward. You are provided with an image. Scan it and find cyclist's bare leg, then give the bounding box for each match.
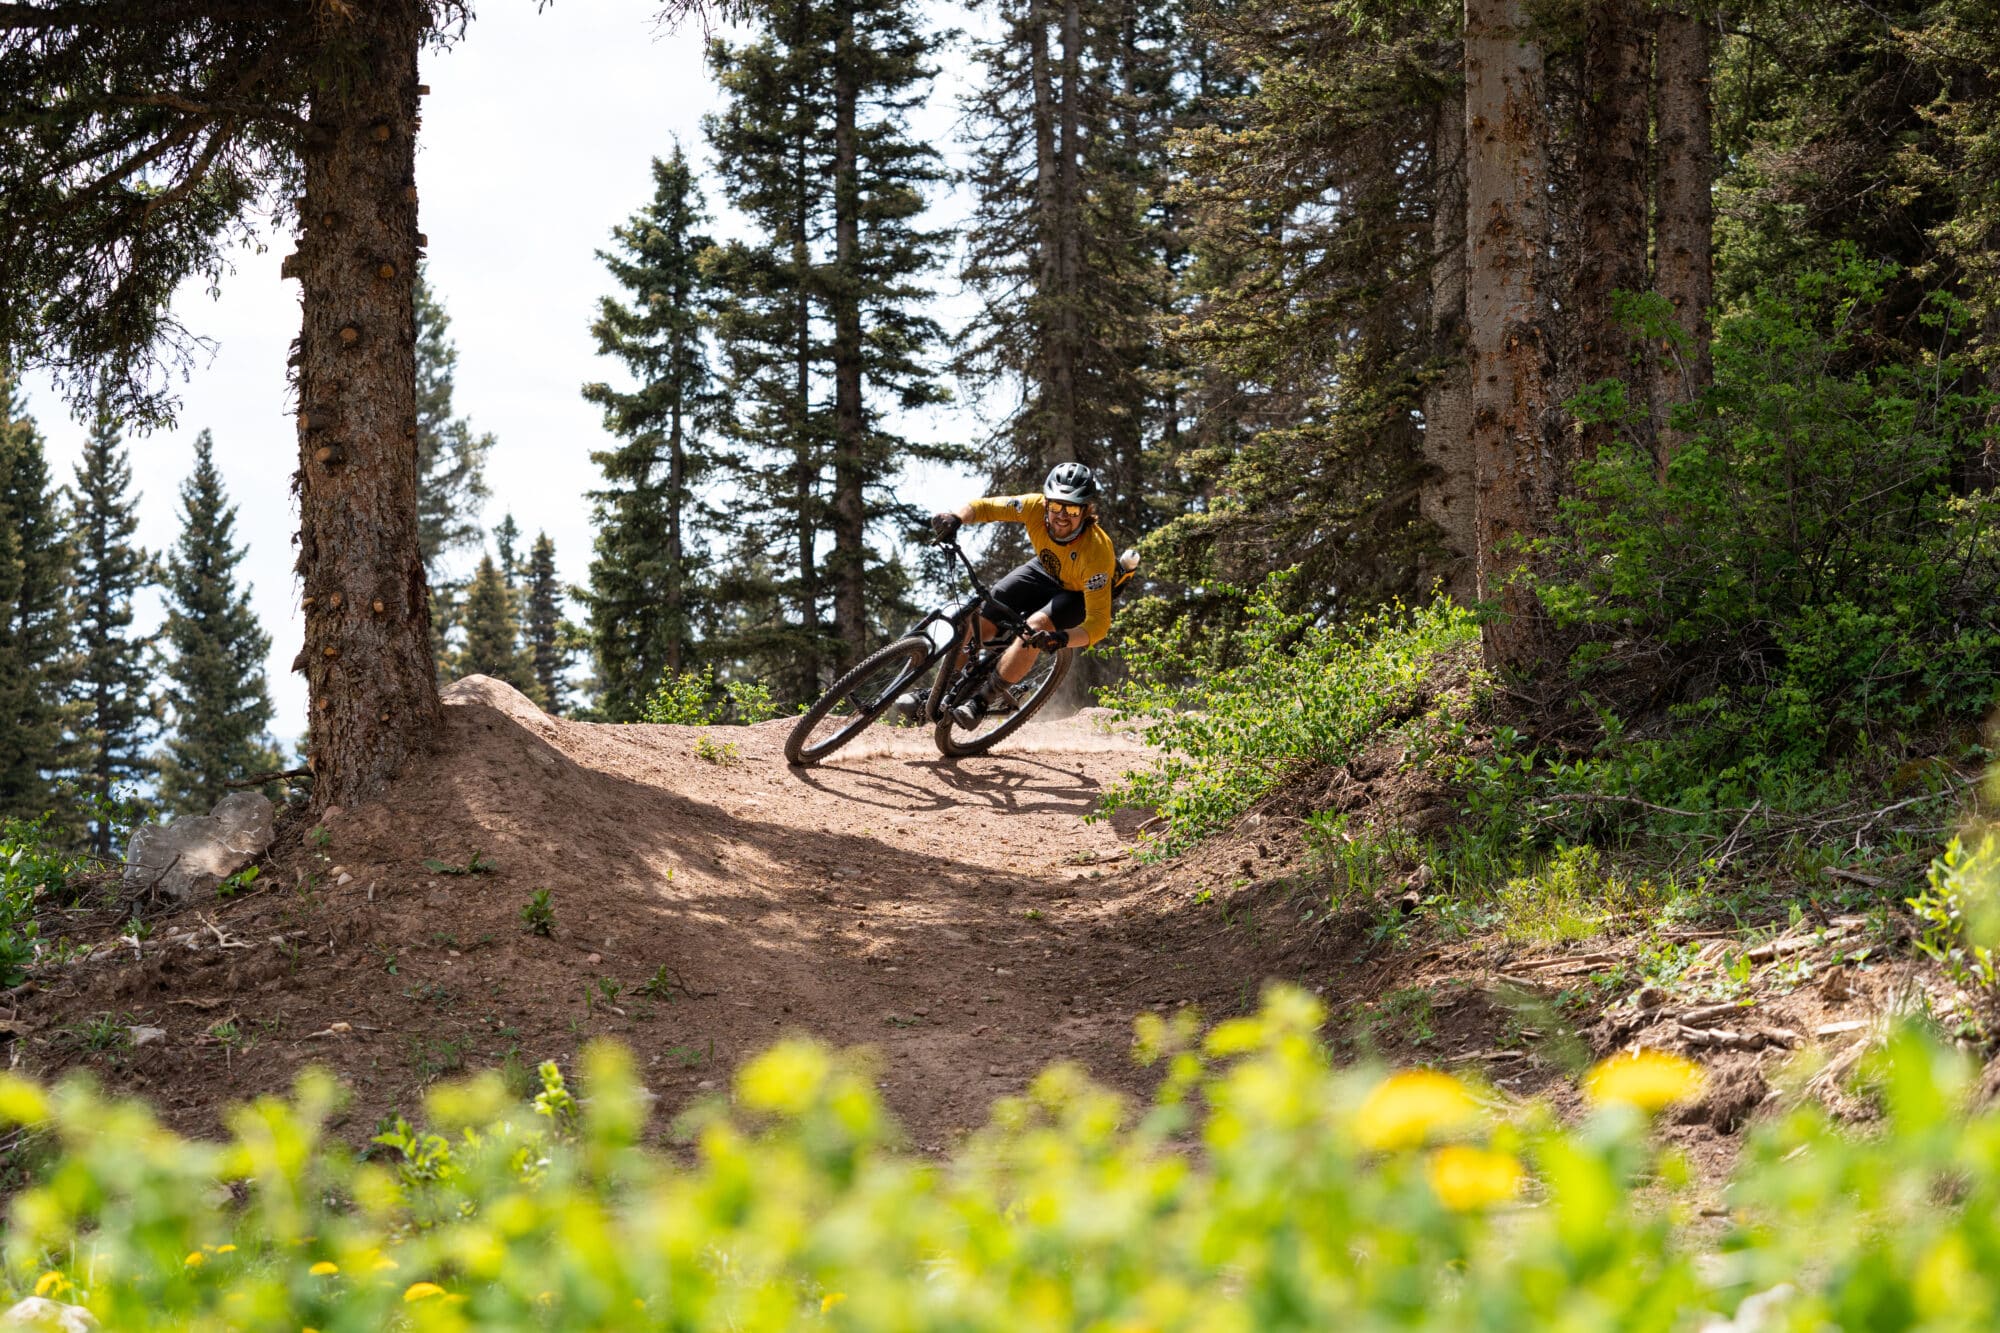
[996,610,1057,685]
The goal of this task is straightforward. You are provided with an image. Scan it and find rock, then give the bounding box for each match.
[2,1297,100,1331]
[1697,1284,1797,1333]
[122,792,275,902]
[127,1026,166,1047]
[1677,1059,1769,1134]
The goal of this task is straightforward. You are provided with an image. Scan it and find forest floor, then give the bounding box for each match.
[10,675,1939,1197]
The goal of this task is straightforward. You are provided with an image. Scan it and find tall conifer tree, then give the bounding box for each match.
[415,270,494,671]
[157,432,279,818]
[453,553,543,705]
[959,0,1179,544]
[0,375,72,824]
[493,513,522,587]
[705,0,954,697]
[524,533,571,715]
[583,147,719,719]
[65,411,155,851]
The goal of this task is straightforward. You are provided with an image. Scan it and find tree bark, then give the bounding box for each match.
[830,12,868,660]
[666,401,686,674]
[1028,0,1061,467]
[1422,68,1475,604]
[1572,0,1653,460]
[1650,1,1714,460]
[1464,0,1554,672]
[1050,0,1083,464]
[292,0,441,810]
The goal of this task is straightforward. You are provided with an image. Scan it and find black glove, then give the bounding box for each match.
[1027,627,1068,652]
[931,511,962,541]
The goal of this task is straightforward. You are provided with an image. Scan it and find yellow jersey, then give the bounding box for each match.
[964,492,1118,645]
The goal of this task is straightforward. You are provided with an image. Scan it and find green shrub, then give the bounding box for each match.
[639,667,783,725]
[0,817,73,987]
[1098,573,1476,852]
[1535,254,2000,770]
[5,992,2000,1329]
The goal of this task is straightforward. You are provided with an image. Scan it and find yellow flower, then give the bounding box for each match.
[304,1328,321,1333]
[821,1292,848,1313]
[184,1251,205,1268]
[309,1261,339,1276]
[1585,1049,1704,1113]
[370,1253,400,1273]
[404,1281,447,1302]
[1426,1144,1523,1211]
[214,1244,236,1254]
[1355,1070,1481,1151]
[33,1271,68,1298]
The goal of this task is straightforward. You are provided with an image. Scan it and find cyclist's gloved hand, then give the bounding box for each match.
[1027,627,1067,652]
[931,512,962,541]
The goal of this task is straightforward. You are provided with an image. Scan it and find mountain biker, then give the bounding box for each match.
[905,462,1121,728]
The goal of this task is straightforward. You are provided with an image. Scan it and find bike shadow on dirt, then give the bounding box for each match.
[788,753,1106,820]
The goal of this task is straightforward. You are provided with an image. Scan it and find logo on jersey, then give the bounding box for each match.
[1007,498,1023,512]
[1037,548,1062,578]
[1085,573,1108,590]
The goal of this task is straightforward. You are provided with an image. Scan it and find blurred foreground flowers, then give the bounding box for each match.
[0,991,1993,1330]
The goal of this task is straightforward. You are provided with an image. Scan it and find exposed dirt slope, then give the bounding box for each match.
[15,676,1925,1183]
[17,678,1326,1148]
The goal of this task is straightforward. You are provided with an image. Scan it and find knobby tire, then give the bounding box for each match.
[933,647,1074,758]
[785,636,931,766]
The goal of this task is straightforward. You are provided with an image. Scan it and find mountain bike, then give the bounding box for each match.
[784,538,1079,766]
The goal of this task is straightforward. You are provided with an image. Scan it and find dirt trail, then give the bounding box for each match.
[23,676,1288,1149]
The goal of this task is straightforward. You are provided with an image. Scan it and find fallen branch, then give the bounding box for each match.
[224,767,311,789]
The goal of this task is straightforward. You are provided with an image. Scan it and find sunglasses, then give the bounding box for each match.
[1047,502,1086,522]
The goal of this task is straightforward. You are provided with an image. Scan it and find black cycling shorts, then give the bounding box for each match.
[985,561,1085,631]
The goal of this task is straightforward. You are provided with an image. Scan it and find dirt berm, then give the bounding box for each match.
[17,676,1383,1149]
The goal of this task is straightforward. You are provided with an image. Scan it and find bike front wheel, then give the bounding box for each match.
[933,646,1074,759]
[785,636,932,766]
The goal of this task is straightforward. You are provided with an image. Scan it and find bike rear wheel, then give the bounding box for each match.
[933,646,1074,758]
[785,636,931,766]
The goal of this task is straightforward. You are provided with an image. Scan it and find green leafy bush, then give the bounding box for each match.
[639,667,783,726]
[5,992,2000,1329]
[1537,254,2000,770]
[1099,573,1476,852]
[0,817,73,987]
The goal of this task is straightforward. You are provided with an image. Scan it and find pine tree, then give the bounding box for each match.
[704,0,955,698]
[415,269,495,662]
[0,3,452,812]
[157,431,280,818]
[583,146,720,720]
[1154,0,1450,627]
[493,513,522,587]
[0,374,73,824]
[454,554,543,704]
[64,410,155,851]
[524,533,571,715]
[958,0,1180,544]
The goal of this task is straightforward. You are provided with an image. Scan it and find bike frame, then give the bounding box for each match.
[900,540,1037,716]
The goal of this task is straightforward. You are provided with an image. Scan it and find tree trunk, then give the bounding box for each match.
[1572,0,1653,460]
[292,0,441,811]
[1050,0,1083,465]
[793,134,822,694]
[1651,1,1714,460]
[1464,0,1554,673]
[830,14,868,660]
[1029,0,1061,467]
[1422,69,1476,604]
[666,402,685,674]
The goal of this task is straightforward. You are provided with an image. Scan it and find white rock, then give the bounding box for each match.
[1698,1284,1798,1333]
[3,1296,100,1331]
[121,792,275,901]
[127,1026,166,1047]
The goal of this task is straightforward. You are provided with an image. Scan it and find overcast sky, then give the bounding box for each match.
[21,1,990,745]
